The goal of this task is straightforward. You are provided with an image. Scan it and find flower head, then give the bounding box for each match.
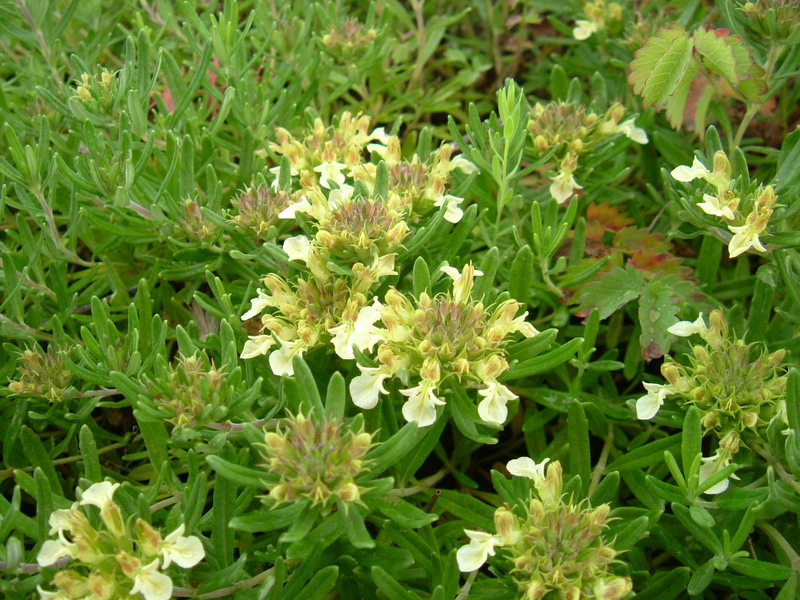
[261,412,373,508]
[37,483,204,600]
[347,262,538,427]
[459,459,632,598]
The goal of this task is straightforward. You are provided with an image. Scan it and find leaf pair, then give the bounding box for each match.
[629,26,766,130]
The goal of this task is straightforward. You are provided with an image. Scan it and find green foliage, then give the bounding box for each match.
[1,1,799,599]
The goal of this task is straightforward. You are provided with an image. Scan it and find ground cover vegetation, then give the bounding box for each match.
[1,0,799,598]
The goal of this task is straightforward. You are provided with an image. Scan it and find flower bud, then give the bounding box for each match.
[720,430,741,454]
[701,411,719,429]
[135,519,162,557]
[87,571,117,600]
[594,576,633,599]
[338,482,360,503]
[494,506,521,544]
[53,570,90,597]
[742,411,759,428]
[115,551,141,578]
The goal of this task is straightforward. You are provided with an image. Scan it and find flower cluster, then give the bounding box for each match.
[230,183,293,240]
[528,102,647,203]
[740,0,800,43]
[7,346,74,403]
[636,310,787,492]
[73,69,117,108]
[179,198,218,244]
[572,0,624,40]
[37,482,204,600]
[279,184,411,263]
[240,252,393,376]
[241,114,476,375]
[145,353,225,429]
[670,151,778,258]
[261,411,373,508]
[320,17,378,61]
[347,264,539,427]
[457,458,632,600]
[267,111,389,188]
[268,111,474,221]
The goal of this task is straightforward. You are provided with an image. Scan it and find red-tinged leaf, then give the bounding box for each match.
[159,86,175,113]
[613,227,673,255]
[628,249,687,278]
[586,203,634,232]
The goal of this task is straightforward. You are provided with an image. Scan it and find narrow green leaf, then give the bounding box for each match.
[681,407,701,475]
[79,425,102,482]
[371,566,423,600]
[568,403,590,497]
[19,426,62,496]
[338,503,374,548]
[687,560,715,595]
[291,355,323,413]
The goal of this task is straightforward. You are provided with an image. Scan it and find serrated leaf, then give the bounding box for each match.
[575,265,644,320]
[665,61,698,130]
[638,277,683,360]
[629,27,694,109]
[693,28,738,82]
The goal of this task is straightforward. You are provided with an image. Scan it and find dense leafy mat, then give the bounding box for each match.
[1,1,799,599]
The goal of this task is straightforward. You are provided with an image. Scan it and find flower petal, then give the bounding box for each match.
[477,381,517,424]
[241,289,271,321]
[434,194,464,223]
[283,235,312,263]
[37,538,75,567]
[699,451,737,495]
[161,525,205,569]
[400,383,445,427]
[506,457,550,483]
[456,530,502,572]
[79,481,119,511]
[670,157,710,183]
[635,382,670,420]
[329,300,385,360]
[450,156,477,174]
[618,118,648,144]
[278,196,312,219]
[349,367,390,409]
[549,171,582,204]
[131,560,173,600]
[240,335,276,360]
[268,339,304,376]
[667,313,708,338]
[572,20,597,40]
[48,508,74,536]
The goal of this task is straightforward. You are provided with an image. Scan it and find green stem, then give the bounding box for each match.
[730,43,783,153]
[758,522,800,570]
